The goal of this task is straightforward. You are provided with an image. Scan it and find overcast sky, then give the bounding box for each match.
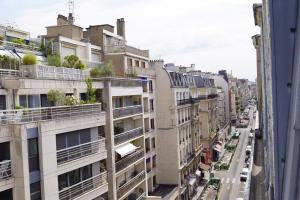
[0,0,261,81]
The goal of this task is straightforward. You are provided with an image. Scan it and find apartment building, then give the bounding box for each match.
[150,62,218,200]
[0,12,158,200]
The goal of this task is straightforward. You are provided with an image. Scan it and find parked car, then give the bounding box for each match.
[246,145,252,155]
[240,168,249,182]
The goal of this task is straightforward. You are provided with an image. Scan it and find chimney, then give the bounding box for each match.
[68,13,74,25]
[117,18,125,38]
[57,14,69,26]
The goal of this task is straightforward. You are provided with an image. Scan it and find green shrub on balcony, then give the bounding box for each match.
[64,95,79,106]
[90,62,115,77]
[22,54,37,65]
[47,89,65,106]
[0,55,20,69]
[46,54,61,67]
[62,55,86,70]
[85,78,97,104]
[0,35,3,45]
[11,38,25,45]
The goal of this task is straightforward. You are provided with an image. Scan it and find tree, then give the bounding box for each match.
[63,55,86,70]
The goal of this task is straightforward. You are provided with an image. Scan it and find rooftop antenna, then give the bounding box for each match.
[68,0,75,23]
[68,0,74,14]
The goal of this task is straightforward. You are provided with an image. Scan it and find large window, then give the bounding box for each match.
[27,138,39,172]
[30,182,41,200]
[58,164,92,191]
[20,95,41,108]
[56,129,92,151]
[0,95,6,110]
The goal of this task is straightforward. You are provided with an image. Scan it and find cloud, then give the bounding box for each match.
[1,0,261,80]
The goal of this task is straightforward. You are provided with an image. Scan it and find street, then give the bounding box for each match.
[215,107,255,200]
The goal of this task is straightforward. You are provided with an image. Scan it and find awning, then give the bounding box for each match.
[115,143,138,158]
[199,163,210,171]
[195,170,201,176]
[189,178,196,186]
[215,144,222,149]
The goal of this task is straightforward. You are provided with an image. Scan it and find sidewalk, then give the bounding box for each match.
[192,184,205,200]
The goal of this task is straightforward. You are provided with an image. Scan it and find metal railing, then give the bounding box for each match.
[111,79,142,87]
[113,105,143,119]
[117,171,145,199]
[0,103,102,125]
[20,64,90,81]
[105,45,149,58]
[127,66,155,77]
[177,99,191,106]
[0,69,20,76]
[0,160,12,180]
[57,137,106,165]
[59,171,107,200]
[136,192,146,200]
[1,40,41,51]
[114,127,143,145]
[116,149,145,172]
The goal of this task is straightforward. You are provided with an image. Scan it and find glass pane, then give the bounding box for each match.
[68,169,81,186]
[19,95,27,108]
[0,95,6,110]
[80,129,91,144]
[58,174,68,190]
[67,132,79,147]
[81,165,92,181]
[29,157,39,172]
[56,134,66,150]
[28,139,38,157]
[28,95,40,108]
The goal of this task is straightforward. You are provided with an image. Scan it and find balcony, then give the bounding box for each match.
[0,160,12,180]
[115,127,143,145]
[177,99,191,106]
[113,105,143,119]
[136,192,146,200]
[57,137,106,165]
[105,45,149,58]
[59,171,107,200]
[0,103,102,125]
[117,171,145,199]
[127,67,155,77]
[116,149,145,172]
[20,64,90,81]
[111,79,142,87]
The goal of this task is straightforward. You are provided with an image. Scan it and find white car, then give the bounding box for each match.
[240,167,249,182]
[246,145,252,155]
[249,132,254,138]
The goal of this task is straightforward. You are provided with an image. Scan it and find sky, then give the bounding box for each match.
[0,0,261,81]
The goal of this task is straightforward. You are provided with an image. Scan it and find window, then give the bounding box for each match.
[0,95,6,110]
[40,94,53,107]
[30,182,41,200]
[56,129,92,150]
[58,164,94,191]
[80,93,88,101]
[127,58,133,67]
[28,138,39,172]
[149,81,153,93]
[150,118,155,129]
[19,95,41,108]
[135,60,139,67]
[150,99,154,111]
[152,138,156,149]
[141,61,146,68]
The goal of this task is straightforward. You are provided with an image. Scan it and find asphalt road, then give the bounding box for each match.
[215,107,255,200]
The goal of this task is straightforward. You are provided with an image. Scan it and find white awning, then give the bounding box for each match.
[213,147,222,152]
[195,170,201,176]
[115,143,138,158]
[189,178,196,186]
